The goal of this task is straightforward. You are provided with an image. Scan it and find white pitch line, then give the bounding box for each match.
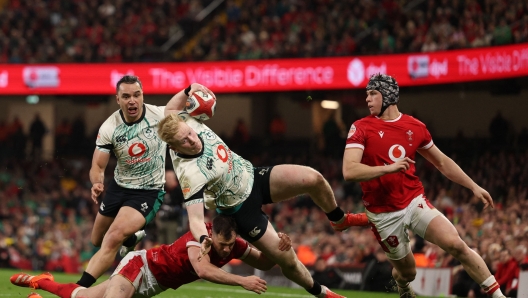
[183,286,313,297]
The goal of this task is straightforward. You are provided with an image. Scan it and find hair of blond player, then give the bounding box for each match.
[158,113,182,147]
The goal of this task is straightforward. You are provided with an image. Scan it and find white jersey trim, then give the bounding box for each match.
[238,246,251,260]
[186,241,201,248]
[420,140,434,150]
[96,146,111,153]
[375,113,402,122]
[345,143,365,150]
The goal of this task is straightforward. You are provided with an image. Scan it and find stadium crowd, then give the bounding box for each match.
[1,0,528,63]
[0,115,526,295]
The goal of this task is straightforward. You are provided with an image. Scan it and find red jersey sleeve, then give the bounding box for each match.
[232,238,250,259]
[345,121,366,150]
[417,120,434,149]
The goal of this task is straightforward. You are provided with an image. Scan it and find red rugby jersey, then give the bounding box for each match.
[345,113,433,213]
[147,223,250,289]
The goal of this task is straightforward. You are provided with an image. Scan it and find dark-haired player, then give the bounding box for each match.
[342,73,505,298]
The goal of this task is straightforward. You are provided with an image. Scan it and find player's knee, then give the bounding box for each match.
[304,167,325,188]
[400,268,417,283]
[444,238,468,258]
[103,229,128,249]
[276,256,298,272]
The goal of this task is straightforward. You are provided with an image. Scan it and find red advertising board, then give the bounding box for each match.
[0,43,527,95]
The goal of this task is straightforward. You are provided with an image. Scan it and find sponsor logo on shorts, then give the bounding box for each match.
[141,202,148,213]
[100,203,105,211]
[386,235,399,248]
[248,226,261,238]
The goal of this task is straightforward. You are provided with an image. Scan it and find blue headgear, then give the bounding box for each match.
[366,74,399,117]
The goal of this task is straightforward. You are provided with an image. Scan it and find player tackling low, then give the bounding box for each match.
[11,215,292,298]
[342,73,506,298]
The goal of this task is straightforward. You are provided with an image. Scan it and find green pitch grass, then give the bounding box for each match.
[0,268,408,297]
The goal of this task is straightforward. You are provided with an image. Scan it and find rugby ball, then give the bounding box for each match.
[185,90,217,121]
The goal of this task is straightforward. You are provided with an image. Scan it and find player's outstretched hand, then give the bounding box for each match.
[277,232,292,251]
[198,237,212,262]
[91,182,104,204]
[473,186,494,209]
[241,275,267,294]
[189,83,215,99]
[386,157,415,173]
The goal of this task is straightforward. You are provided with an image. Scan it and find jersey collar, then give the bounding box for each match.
[119,104,146,126]
[176,135,204,159]
[375,112,402,122]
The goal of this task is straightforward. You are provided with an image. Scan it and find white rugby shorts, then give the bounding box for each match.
[366,194,443,260]
[111,250,166,297]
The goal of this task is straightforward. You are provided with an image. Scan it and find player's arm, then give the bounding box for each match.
[164,83,215,116]
[89,148,111,204]
[186,202,210,242]
[188,246,267,294]
[418,145,494,208]
[342,148,415,182]
[241,232,291,271]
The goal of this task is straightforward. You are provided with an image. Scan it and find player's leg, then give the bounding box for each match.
[104,276,136,298]
[82,207,146,284]
[91,179,124,247]
[267,165,368,228]
[267,165,336,211]
[387,254,418,298]
[105,250,166,298]
[252,222,344,298]
[368,205,418,298]
[91,213,115,247]
[231,192,343,298]
[423,215,505,297]
[10,272,106,298]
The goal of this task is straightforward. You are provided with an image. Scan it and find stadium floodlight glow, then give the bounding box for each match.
[26,95,39,104]
[321,100,339,109]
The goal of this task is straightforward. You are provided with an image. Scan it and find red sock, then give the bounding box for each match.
[37,279,81,298]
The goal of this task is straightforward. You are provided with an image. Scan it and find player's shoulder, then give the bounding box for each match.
[144,103,165,117]
[352,115,377,129]
[100,110,122,130]
[402,114,427,127]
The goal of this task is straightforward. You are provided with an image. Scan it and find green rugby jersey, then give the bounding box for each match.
[96,104,166,190]
[170,112,254,210]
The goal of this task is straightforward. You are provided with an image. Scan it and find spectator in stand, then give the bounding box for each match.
[360,248,393,292]
[508,245,528,297]
[312,258,345,290]
[29,114,47,161]
[55,119,72,157]
[494,249,518,295]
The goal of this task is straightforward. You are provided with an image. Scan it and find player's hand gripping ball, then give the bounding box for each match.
[186,90,217,121]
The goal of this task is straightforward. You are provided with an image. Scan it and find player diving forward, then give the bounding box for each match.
[157,83,369,298]
[11,215,292,298]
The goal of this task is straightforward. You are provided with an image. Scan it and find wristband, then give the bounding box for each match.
[199,235,207,243]
[184,85,192,97]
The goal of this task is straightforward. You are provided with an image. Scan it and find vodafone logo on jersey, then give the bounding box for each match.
[388,144,406,162]
[126,142,151,164]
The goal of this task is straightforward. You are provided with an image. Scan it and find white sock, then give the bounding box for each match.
[480,276,504,298]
